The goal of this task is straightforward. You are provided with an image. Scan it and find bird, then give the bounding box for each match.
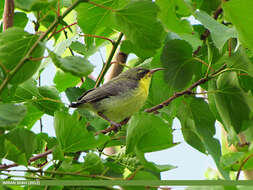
[69,67,163,127]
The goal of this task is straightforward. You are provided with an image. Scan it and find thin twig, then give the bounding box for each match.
[95,32,124,87]
[193,57,215,72]
[144,64,227,113]
[0,61,9,74]
[55,22,77,34]
[0,149,53,170]
[236,154,253,180]
[88,0,115,11]
[80,34,115,45]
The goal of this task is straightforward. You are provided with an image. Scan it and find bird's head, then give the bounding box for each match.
[121,67,164,81]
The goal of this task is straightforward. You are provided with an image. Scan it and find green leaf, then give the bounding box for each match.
[83,153,104,174]
[33,86,61,116]
[0,135,5,158]
[124,170,158,190]
[156,0,192,34]
[54,70,80,92]
[178,97,229,179]
[54,111,109,152]
[0,1,4,20]
[115,0,164,51]
[14,0,57,11]
[220,152,245,171]
[5,139,27,165]
[0,103,27,128]
[104,158,124,177]
[50,52,94,77]
[19,103,44,130]
[77,0,120,34]
[126,112,174,154]
[14,79,40,102]
[13,12,28,28]
[199,0,221,14]
[215,47,253,77]
[195,10,236,50]
[65,87,86,103]
[120,40,155,59]
[5,128,37,165]
[223,0,253,52]
[161,39,195,90]
[214,72,252,133]
[181,126,206,154]
[0,27,45,84]
[69,41,87,55]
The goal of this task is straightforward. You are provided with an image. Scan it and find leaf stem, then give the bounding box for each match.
[95,32,124,87]
[193,57,214,72]
[80,34,115,45]
[88,0,116,11]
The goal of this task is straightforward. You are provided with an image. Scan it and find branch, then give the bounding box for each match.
[0,149,53,170]
[95,32,124,87]
[3,0,14,31]
[236,153,253,180]
[0,0,86,95]
[145,64,227,113]
[95,118,129,135]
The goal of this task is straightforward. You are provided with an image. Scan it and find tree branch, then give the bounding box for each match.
[95,32,124,87]
[236,153,253,180]
[3,0,14,31]
[145,64,227,113]
[0,149,53,170]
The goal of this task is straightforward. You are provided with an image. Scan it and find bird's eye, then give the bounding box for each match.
[137,70,148,79]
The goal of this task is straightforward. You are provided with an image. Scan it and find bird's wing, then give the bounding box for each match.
[77,78,138,104]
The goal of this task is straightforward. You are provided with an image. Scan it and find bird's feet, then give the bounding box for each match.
[111,122,122,132]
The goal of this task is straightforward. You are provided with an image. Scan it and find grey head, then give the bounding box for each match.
[117,67,150,81]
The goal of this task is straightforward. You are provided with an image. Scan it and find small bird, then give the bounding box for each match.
[69,67,163,127]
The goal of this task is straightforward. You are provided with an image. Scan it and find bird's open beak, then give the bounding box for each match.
[149,68,165,74]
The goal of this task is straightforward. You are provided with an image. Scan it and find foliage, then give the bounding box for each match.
[1,0,253,188]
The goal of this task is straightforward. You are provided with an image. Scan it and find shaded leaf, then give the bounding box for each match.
[54,111,109,152]
[19,103,44,130]
[223,0,253,52]
[195,10,236,50]
[0,104,27,128]
[0,27,45,84]
[54,70,80,92]
[115,0,164,51]
[126,112,174,154]
[156,0,192,34]
[161,39,195,90]
[13,12,28,28]
[5,128,37,165]
[83,153,104,174]
[33,86,61,116]
[177,97,229,179]
[50,52,94,77]
[214,72,252,134]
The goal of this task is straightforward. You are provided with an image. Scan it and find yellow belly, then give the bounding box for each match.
[96,76,151,122]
